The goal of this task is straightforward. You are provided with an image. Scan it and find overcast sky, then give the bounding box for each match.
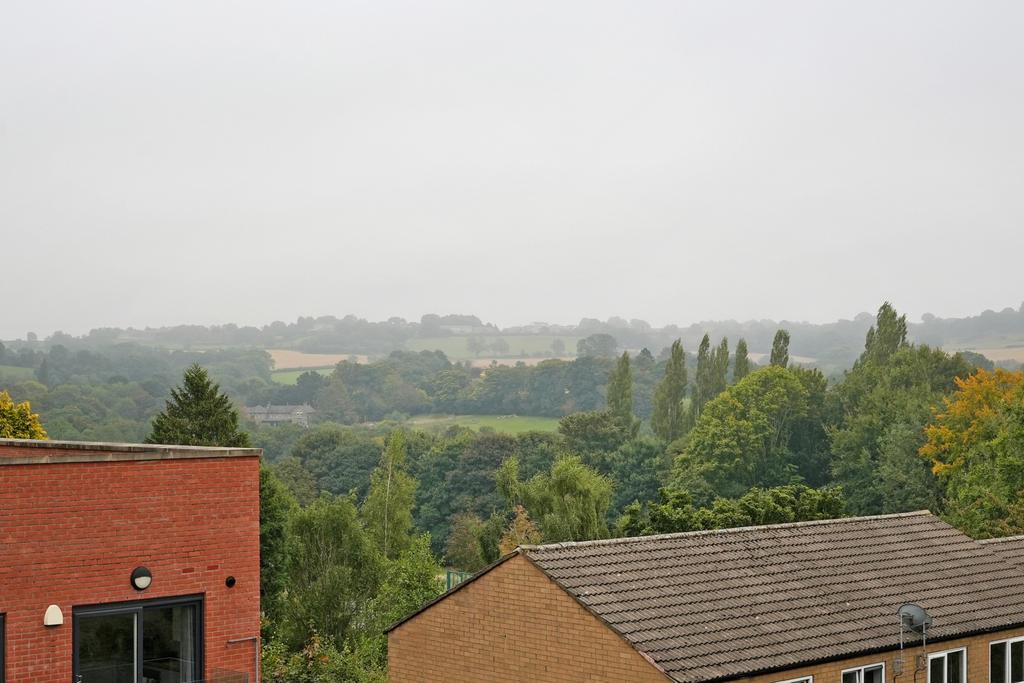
[1,1,1022,339]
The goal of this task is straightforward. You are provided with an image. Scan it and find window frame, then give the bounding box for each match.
[928,647,967,683]
[72,594,204,683]
[990,635,1024,683]
[841,661,885,683]
[773,677,813,683]
[0,612,5,683]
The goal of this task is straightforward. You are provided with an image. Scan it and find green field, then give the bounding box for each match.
[407,414,560,434]
[406,335,581,361]
[0,365,34,382]
[271,367,333,385]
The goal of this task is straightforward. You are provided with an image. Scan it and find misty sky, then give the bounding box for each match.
[1,1,1022,339]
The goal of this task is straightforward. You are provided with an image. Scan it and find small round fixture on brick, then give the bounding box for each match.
[225,575,236,588]
[131,566,152,591]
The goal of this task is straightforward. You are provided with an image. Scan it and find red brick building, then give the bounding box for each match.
[0,438,262,683]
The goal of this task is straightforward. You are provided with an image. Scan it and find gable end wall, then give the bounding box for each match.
[388,553,670,683]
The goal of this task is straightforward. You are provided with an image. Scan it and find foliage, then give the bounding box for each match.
[279,495,380,650]
[673,366,810,502]
[618,484,846,536]
[607,436,671,513]
[830,303,973,515]
[502,455,614,542]
[733,338,750,382]
[921,369,1024,537]
[0,390,47,439]
[770,329,790,368]
[146,363,250,447]
[499,505,543,554]
[606,352,637,431]
[576,333,618,358]
[362,431,418,559]
[558,410,632,469]
[261,468,298,630]
[651,340,688,442]
[352,535,445,674]
[272,457,320,506]
[445,512,489,572]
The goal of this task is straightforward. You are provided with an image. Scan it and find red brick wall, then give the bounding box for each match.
[388,553,671,683]
[0,452,261,683]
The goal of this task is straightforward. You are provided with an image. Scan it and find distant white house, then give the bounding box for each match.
[243,404,316,427]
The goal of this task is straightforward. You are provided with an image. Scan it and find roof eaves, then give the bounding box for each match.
[519,510,934,553]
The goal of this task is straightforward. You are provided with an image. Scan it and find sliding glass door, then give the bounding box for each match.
[74,597,201,683]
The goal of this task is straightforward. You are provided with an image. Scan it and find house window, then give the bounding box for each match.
[73,596,202,683]
[774,678,812,683]
[842,663,884,683]
[991,637,1024,683]
[1,613,5,683]
[928,648,966,683]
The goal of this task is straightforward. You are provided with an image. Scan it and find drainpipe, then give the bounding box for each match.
[228,636,260,683]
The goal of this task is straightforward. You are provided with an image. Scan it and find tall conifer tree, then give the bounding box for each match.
[734,338,750,381]
[146,363,250,447]
[606,352,635,428]
[652,340,688,441]
[770,329,791,368]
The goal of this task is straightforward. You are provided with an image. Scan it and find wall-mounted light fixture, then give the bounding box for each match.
[131,566,152,591]
[43,605,64,627]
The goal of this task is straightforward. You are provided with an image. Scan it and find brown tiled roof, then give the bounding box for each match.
[979,535,1024,570]
[521,511,1024,683]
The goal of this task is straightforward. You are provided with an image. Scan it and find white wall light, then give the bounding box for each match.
[43,604,63,627]
[131,566,152,591]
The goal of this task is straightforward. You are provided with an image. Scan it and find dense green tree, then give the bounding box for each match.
[672,366,810,502]
[651,340,688,442]
[710,337,729,398]
[499,456,613,542]
[279,495,380,650]
[576,333,618,358]
[831,303,973,515]
[607,436,670,513]
[351,535,444,676]
[290,424,382,500]
[734,339,750,382]
[606,352,636,429]
[146,363,250,446]
[692,334,713,422]
[863,301,908,366]
[618,484,846,536]
[922,370,1024,537]
[0,390,47,439]
[444,512,489,571]
[557,410,633,470]
[260,467,298,629]
[362,431,418,559]
[770,329,790,368]
[272,456,320,506]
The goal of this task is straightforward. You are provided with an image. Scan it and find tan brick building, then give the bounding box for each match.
[388,511,1024,683]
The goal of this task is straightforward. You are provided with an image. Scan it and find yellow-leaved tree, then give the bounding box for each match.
[921,369,1024,537]
[0,390,48,439]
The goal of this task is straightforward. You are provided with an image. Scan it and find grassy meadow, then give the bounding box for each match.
[406,414,560,434]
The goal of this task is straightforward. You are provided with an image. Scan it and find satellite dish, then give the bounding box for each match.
[898,603,932,634]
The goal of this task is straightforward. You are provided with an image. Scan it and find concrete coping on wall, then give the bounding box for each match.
[0,438,262,465]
